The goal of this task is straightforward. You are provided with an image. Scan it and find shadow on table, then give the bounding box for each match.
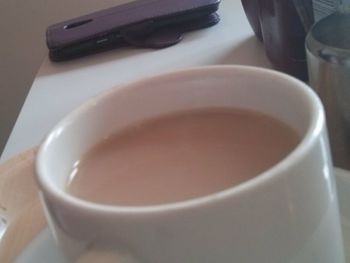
[213,36,271,68]
[37,45,153,77]
[37,36,272,77]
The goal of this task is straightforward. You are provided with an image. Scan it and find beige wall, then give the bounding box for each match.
[0,0,130,155]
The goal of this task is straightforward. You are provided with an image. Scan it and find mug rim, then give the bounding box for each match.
[36,65,325,214]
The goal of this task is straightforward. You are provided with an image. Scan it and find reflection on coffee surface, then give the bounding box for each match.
[66,108,300,206]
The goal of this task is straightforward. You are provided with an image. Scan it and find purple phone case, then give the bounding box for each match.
[47,0,220,51]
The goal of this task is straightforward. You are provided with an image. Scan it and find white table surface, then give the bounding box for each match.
[0,0,272,163]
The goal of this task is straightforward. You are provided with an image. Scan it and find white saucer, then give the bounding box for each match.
[15,168,350,263]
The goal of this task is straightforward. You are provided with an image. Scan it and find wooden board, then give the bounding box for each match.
[0,148,46,262]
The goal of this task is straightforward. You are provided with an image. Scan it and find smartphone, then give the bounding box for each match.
[46,0,221,61]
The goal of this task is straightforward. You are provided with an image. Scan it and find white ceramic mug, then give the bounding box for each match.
[36,66,345,263]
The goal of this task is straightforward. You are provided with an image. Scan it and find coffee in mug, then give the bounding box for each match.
[67,107,300,206]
